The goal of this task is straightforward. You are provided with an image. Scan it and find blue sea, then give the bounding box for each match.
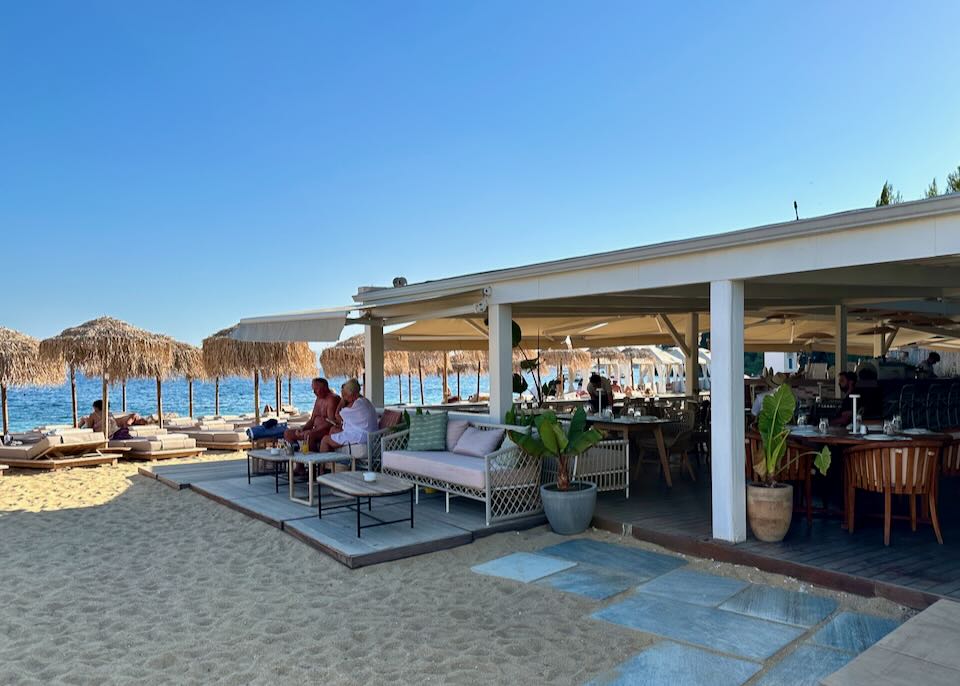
[3,372,494,433]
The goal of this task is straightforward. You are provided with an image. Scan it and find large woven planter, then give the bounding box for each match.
[540,481,597,535]
[746,482,793,542]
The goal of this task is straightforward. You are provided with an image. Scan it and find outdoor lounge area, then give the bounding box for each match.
[225,194,960,614]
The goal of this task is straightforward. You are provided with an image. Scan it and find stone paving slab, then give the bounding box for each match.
[751,644,852,686]
[540,539,684,580]
[719,584,838,628]
[535,563,638,600]
[592,593,805,661]
[808,611,900,654]
[472,552,576,583]
[636,567,749,607]
[821,645,960,686]
[585,641,760,686]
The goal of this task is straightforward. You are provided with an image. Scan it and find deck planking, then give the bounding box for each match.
[593,468,960,609]
[140,460,547,568]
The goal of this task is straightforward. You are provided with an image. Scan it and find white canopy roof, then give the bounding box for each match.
[232,307,353,343]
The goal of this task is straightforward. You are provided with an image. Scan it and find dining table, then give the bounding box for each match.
[579,414,677,487]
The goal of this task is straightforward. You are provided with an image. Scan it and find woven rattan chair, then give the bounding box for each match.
[745,430,814,525]
[845,440,943,546]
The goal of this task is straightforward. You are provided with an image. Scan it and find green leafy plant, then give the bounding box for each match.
[754,384,831,485]
[508,407,604,491]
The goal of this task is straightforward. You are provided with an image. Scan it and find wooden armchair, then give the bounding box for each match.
[845,440,943,546]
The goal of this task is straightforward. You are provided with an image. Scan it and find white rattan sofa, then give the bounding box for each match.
[380,421,546,525]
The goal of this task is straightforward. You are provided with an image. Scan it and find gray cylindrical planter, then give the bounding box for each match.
[540,481,597,535]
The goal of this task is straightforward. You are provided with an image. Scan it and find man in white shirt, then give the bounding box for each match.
[318,378,379,452]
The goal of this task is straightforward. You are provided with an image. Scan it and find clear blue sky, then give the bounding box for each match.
[2,1,958,345]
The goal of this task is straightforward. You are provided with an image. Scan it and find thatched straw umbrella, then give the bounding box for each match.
[319,336,364,379]
[0,328,64,434]
[170,342,206,418]
[407,350,444,405]
[40,317,174,433]
[541,348,591,394]
[384,350,409,404]
[202,326,314,421]
[320,335,408,403]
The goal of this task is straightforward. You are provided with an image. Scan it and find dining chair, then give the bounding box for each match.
[845,440,943,546]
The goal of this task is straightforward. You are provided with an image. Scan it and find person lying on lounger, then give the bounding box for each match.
[79,400,146,439]
[318,378,379,455]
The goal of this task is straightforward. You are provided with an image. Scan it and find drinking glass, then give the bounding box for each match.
[818,418,829,433]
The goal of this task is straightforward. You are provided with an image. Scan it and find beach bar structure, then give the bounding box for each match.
[235,195,960,553]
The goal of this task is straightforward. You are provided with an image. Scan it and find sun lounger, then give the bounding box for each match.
[107,432,205,461]
[0,430,116,470]
[183,422,252,451]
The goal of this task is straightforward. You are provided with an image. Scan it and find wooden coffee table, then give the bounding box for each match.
[315,471,415,537]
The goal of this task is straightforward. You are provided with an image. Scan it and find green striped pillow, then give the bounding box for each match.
[407,412,448,451]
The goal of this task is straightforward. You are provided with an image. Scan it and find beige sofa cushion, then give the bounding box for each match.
[383,450,486,490]
[110,434,196,452]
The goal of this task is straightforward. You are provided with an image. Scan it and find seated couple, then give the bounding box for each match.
[79,400,150,440]
[283,377,378,454]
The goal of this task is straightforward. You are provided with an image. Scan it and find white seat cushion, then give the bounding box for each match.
[110,434,196,452]
[382,450,486,490]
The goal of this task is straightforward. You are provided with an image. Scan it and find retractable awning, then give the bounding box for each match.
[232,307,355,343]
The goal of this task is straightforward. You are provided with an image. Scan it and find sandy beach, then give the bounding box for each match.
[1,455,912,685]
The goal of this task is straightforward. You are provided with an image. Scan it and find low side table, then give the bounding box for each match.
[315,471,414,537]
[288,452,358,506]
[246,449,290,493]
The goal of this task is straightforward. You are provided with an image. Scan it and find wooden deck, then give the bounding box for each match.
[139,460,546,568]
[594,470,960,609]
[824,599,960,686]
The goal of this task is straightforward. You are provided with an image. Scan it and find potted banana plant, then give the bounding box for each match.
[748,384,832,542]
[509,408,604,534]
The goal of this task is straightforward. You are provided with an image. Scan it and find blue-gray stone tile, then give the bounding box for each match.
[636,568,749,607]
[535,563,637,600]
[719,584,838,627]
[808,611,901,654]
[539,539,684,580]
[752,644,853,686]
[471,552,576,583]
[585,641,760,686]
[591,593,805,661]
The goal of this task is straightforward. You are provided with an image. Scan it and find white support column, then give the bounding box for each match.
[488,303,514,422]
[710,280,746,543]
[363,324,385,408]
[834,305,848,397]
[685,313,699,396]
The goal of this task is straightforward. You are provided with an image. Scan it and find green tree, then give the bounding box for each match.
[947,166,960,194]
[925,178,940,198]
[875,181,902,206]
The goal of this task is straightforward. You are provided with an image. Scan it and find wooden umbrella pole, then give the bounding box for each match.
[102,374,109,439]
[476,359,481,399]
[188,378,194,418]
[275,374,281,414]
[215,376,220,416]
[253,371,260,422]
[70,365,78,428]
[442,353,449,401]
[456,371,461,399]
[156,376,163,429]
[418,362,424,405]
[398,375,403,404]
[1,383,8,435]
[121,380,127,412]
[287,374,292,407]
[407,373,412,402]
